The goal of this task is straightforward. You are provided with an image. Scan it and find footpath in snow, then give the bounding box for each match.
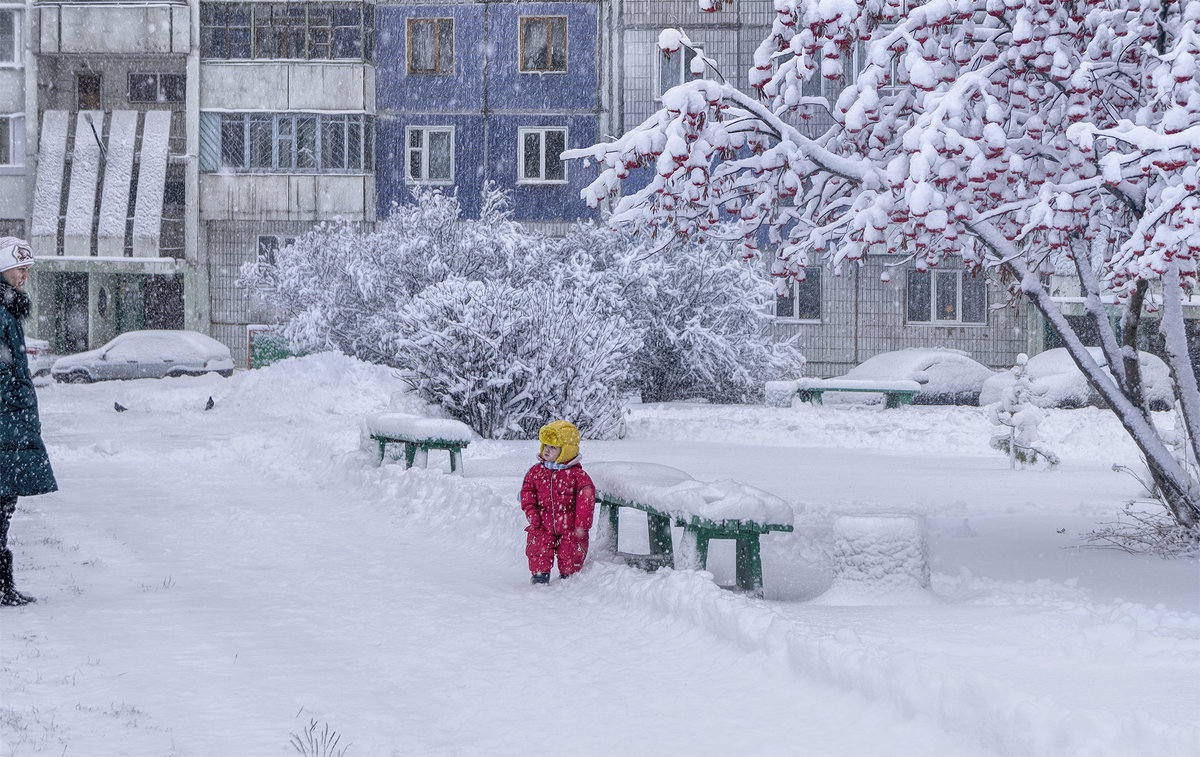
[0,353,1196,757]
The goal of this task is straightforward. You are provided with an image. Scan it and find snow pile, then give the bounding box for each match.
[362,413,474,443]
[839,348,997,404]
[813,515,935,605]
[589,461,794,526]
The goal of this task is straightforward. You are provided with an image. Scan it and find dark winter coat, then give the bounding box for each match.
[0,282,57,498]
[520,459,595,536]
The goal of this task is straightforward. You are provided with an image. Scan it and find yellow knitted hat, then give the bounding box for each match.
[538,420,580,463]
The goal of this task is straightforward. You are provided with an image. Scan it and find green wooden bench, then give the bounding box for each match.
[363,413,472,474]
[589,462,794,598]
[767,378,921,409]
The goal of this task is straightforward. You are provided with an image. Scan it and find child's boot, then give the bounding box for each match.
[530,572,550,585]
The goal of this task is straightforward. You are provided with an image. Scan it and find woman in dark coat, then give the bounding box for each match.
[0,237,57,606]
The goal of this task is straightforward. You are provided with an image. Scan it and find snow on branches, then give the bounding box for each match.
[565,0,1200,530]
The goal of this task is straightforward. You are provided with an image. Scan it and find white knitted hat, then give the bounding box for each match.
[0,237,34,273]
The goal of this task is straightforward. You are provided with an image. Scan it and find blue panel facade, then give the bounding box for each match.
[487,114,597,220]
[374,1,601,225]
[485,3,599,112]
[376,4,486,112]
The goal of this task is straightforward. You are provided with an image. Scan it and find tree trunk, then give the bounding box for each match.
[1012,263,1200,531]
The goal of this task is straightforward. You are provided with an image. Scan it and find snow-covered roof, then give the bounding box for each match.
[363,413,474,444]
[589,461,794,528]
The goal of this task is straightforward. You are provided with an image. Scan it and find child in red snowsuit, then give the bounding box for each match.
[520,420,595,584]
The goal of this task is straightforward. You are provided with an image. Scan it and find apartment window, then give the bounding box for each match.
[659,45,698,95]
[128,73,186,104]
[775,268,822,321]
[519,16,566,72]
[77,73,102,110]
[0,115,18,165]
[406,126,454,183]
[201,3,373,61]
[408,18,453,73]
[203,112,373,173]
[257,235,295,266]
[907,269,987,324]
[0,9,19,65]
[518,127,566,183]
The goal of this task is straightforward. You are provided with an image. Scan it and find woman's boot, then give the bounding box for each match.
[0,548,35,606]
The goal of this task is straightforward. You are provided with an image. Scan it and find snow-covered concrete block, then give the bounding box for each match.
[817,515,933,604]
[764,380,799,407]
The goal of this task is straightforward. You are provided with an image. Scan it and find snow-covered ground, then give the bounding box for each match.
[1,353,1197,757]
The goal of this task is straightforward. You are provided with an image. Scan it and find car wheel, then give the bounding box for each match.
[218,369,233,378]
[67,371,92,384]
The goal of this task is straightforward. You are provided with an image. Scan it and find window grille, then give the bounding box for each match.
[203,112,373,173]
[201,2,372,61]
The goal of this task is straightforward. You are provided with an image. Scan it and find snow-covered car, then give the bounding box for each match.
[23,337,57,378]
[838,348,998,405]
[979,347,1173,411]
[51,330,235,384]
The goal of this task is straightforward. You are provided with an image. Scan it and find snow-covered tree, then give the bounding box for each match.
[566,0,1200,533]
[989,354,1059,467]
[555,223,805,402]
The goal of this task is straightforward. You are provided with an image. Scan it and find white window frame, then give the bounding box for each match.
[517,126,568,184]
[405,125,455,184]
[0,7,21,68]
[906,269,987,325]
[0,114,23,168]
[774,268,822,323]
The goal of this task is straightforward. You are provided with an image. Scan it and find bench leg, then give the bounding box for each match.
[449,448,463,474]
[735,536,764,597]
[648,512,674,567]
[884,393,901,409]
[676,528,709,571]
[597,503,620,555]
[403,443,416,469]
[376,438,387,466]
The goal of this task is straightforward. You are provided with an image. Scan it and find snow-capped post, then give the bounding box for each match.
[564,0,1200,538]
[988,354,1059,469]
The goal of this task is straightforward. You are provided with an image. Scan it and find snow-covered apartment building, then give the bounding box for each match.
[5,0,1185,374]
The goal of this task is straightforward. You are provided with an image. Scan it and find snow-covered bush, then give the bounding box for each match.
[242,188,801,436]
[390,275,638,440]
[988,354,1059,468]
[567,0,1200,533]
[556,223,805,403]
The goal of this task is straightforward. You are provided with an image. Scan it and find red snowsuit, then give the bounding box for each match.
[520,459,595,576]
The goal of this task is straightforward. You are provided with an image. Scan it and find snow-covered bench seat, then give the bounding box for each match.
[766,378,922,409]
[588,461,794,596]
[363,413,472,473]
